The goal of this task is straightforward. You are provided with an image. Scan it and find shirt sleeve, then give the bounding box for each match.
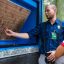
[62,22,64,40]
[61,41,64,47]
[28,24,41,38]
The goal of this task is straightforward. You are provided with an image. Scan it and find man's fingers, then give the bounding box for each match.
[47,54,55,61]
[52,58,55,62]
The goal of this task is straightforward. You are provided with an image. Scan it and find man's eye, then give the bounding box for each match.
[47,10,50,12]
[45,10,49,12]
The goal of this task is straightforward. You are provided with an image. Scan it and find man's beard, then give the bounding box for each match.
[47,16,54,20]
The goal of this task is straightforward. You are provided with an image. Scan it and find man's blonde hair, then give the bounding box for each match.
[45,4,57,12]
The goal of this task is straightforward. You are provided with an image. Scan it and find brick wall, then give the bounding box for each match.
[0,0,30,40]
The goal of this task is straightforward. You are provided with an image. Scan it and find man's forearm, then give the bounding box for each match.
[55,45,64,59]
[12,32,29,39]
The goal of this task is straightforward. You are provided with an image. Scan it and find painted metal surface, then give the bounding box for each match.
[0,0,38,45]
[0,0,40,59]
[0,45,39,58]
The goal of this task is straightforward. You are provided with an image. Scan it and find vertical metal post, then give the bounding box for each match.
[39,0,44,23]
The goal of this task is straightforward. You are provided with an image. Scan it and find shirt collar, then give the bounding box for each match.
[48,18,60,25]
[55,19,60,25]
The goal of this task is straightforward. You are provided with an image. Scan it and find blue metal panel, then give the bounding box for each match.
[21,0,37,7]
[0,0,38,45]
[39,0,43,23]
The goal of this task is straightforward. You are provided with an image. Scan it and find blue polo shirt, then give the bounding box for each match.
[28,19,64,54]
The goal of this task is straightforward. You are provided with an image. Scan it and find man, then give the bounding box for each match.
[5,4,64,64]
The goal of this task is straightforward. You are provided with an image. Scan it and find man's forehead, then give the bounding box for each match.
[45,4,56,11]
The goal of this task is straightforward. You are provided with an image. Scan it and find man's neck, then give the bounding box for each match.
[50,17,56,25]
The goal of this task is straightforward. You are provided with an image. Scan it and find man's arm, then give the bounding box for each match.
[55,42,64,59]
[47,41,64,61]
[5,23,41,39]
[5,29,29,39]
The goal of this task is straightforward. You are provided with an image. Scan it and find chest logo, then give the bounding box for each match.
[57,25,60,29]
